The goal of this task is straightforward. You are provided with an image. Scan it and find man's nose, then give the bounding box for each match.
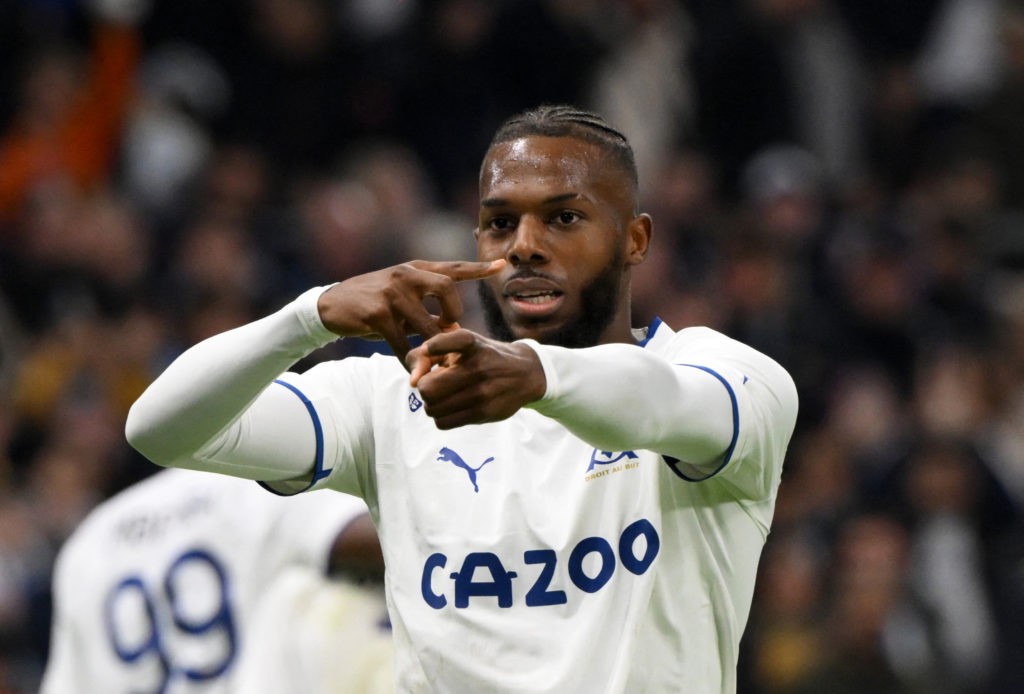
[508,216,547,265]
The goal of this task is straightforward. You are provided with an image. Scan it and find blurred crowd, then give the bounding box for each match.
[1,0,1023,692]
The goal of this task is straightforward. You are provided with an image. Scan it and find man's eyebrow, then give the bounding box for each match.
[480,192,583,208]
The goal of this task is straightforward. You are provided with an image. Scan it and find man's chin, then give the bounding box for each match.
[503,320,559,343]
[507,316,606,348]
[485,314,555,344]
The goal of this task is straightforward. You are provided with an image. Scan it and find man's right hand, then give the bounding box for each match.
[316,259,505,363]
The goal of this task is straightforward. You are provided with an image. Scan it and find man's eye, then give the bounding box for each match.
[489,217,513,231]
[555,211,581,225]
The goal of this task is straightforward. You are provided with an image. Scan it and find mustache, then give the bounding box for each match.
[504,268,556,283]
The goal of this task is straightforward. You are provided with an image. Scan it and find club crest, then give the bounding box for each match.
[587,449,639,473]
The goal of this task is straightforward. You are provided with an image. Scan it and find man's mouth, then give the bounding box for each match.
[513,290,560,305]
[508,291,563,317]
[503,278,564,317]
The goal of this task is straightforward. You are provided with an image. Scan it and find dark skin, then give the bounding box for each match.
[327,512,386,581]
[316,135,652,430]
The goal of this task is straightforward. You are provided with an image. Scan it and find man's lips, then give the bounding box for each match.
[502,277,564,317]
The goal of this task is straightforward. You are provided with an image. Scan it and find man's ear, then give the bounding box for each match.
[625,213,652,266]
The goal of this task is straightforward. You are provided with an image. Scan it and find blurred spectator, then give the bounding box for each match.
[294,176,397,287]
[0,1,144,229]
[0,184,151,342]
[0,179,85,335]
[190,142,272,228]
[688,0,801,196]
[641,146,723,281]
[9,279,157,449]
[401,0,607,209]
[741,529,829,693]
[822,221,925,396]
[215,0,412,192]
[789,513,940,694]
[162,214,274,315]
[970,0,1024,207]
[718,144,840,419]
[772,425,859,543]
[335,141,456,261]
[118,42,229,226]
[912,342,996,441]
[900,440,1001,690]
[876,438,1020,692]
[915,0,1002,110]
[589,0,697,185]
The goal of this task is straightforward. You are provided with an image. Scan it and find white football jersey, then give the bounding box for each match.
[40,468,373,694]
[268,319,796,693]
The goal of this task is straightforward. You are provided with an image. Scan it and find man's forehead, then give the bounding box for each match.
[482,136,605,188]
[487,135,601,164]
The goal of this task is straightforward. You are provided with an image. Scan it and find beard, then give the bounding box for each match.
[476,249,625,348]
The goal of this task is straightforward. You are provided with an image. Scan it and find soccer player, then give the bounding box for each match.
[125,105,799,692]
[236,565,394,694]
[40,468,387,693]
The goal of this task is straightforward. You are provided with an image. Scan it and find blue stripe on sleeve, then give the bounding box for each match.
[257,379,329,495]
[662,364,740,482]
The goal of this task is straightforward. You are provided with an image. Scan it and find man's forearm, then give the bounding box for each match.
[523,341,737,468]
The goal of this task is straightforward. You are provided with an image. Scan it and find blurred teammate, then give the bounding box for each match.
[125,105,798,692]
[236,565,393,694]
[40,468,387,693]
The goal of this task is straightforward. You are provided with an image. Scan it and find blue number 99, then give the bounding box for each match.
[104,548,238,692]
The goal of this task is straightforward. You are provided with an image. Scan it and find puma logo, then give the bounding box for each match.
[437,447,494,493]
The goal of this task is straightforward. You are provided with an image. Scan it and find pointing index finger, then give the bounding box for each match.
[408,259,506,282]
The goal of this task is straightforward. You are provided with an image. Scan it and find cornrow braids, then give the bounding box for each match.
[487,104,639,192]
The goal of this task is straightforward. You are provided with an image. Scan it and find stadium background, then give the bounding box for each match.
[1,0,1023,691]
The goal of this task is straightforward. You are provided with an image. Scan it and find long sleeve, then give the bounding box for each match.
[125,286,338,480]
[522,326,798,484]
[523,341,735,467]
